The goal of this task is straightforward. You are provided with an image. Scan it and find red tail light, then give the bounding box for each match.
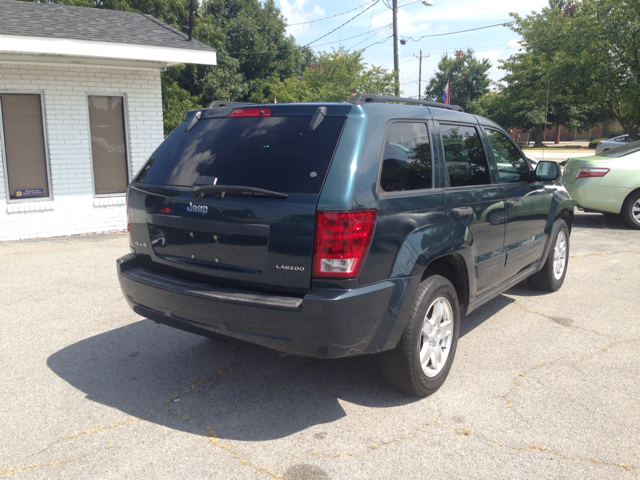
[575,167,609,179]
[598,141,603,145]
[228,108,271,118]
[126,194,133,247]
[313,210,377,278]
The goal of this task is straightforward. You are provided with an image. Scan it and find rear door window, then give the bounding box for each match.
[441,124,492,187]
[380,122,432,192]
[136,115,346,194]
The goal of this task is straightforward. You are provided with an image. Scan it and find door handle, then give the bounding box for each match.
[451,206,474,218]
[505,199,523,209]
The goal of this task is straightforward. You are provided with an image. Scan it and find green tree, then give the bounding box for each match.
[483,47,603,146]
[198,0,308,103]
[424,48,491,113]
[161,68,201,135]
[508,0,640,140]
[268,48,397,103]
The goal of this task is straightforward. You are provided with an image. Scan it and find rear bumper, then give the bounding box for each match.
[117,254,420,358]
[563,179,626,214]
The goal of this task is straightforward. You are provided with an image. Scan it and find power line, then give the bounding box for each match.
[221,25,391,55]
[312,24,390,48]
[356,34,393,53]
[287,0,377,26]
[305,1,381,46]
[403,22,514,42]
[363,0,378,51]
[347,25,391,50]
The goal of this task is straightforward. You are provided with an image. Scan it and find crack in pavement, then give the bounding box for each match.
[472,430,636,472]
[0,458,81,477]
[293,416,637,474]
[513,302,616,340]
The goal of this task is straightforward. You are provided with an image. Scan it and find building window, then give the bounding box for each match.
[0,93,50,200]
[88,95,129,195]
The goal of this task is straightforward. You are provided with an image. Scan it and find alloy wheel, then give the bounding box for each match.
[632,199,640,224]
[419,297,454,377]
[553,230,567,280]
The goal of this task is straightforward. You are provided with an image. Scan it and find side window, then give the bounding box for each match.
[380,122,432,192]
[441,124,491,187]
[486,128,529,183]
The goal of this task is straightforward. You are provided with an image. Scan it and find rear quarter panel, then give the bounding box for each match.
[318,104,455,285]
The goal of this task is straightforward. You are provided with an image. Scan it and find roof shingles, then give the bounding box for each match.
[0,0,214,52]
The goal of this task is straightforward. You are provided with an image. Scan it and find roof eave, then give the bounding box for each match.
[0,35,217,68]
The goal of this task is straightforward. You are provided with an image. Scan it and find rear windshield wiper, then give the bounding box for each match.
[191,185,289,199]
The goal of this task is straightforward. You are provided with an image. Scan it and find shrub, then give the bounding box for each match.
[588,138,607,149]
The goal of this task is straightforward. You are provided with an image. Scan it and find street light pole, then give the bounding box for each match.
[391,0,433,97]
[392,0,400,96]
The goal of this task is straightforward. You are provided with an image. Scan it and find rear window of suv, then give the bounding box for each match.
[135,115,346,194]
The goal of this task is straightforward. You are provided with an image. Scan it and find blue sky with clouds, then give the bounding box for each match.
[275,0,549,98]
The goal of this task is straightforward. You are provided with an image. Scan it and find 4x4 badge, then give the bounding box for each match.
[186,202,208,215]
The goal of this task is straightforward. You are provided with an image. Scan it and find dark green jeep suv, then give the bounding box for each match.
[117,94,573,396]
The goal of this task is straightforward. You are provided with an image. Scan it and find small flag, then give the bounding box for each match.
[273,96,277,104]
[442,79,450,104]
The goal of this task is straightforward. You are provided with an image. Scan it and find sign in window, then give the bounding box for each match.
[0,93,50,200]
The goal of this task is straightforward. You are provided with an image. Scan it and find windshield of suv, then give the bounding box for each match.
[136,115,346,194]
[601,139,640,158]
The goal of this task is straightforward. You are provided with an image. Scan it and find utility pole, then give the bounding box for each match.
[392,0,400,96]
[188,0,194,41]
[391,0,433,97]
[413,50,429,99]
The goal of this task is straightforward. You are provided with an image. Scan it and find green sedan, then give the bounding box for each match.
[563,140,640,229]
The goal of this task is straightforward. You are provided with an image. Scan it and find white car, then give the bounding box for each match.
[595,135,632,154]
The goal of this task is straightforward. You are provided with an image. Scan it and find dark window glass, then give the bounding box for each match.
[88,96,129,195]
[441,124,491,187]
[0,94,49,200]
[380,122,432,192]
[486,128,529,183]
[136,116,346,194]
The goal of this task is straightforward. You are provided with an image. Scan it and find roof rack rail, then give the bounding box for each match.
[207,101,258,108]
[349,93,464,112]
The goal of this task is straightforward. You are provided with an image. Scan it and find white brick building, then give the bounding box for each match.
[0,0,216,241]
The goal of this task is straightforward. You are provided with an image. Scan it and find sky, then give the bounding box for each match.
[275,0,549,99]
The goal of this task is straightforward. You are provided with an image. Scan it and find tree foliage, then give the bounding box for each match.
[23,0,311,134]
[268,48,397,103]
[424,48,491,113]
[508,0,640,140]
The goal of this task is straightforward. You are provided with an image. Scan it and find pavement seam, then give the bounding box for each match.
[570,249,640,258]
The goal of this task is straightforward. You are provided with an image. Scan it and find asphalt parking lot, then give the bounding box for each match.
[1,212,639,479]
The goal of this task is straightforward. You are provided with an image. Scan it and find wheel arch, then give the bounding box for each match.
[557,206,574,234]
[421,253,470,317]
[622,186,640,207]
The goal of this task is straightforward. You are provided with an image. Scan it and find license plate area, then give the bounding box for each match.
[147,214,269,272]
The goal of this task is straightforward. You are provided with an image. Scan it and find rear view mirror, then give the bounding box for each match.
[534,161,561,181]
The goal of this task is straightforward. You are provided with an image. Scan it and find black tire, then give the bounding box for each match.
[528,219,569,292]
[621,191,640,230]
[381,275,460,397]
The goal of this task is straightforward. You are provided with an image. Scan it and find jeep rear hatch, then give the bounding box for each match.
[129,104,350,294]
